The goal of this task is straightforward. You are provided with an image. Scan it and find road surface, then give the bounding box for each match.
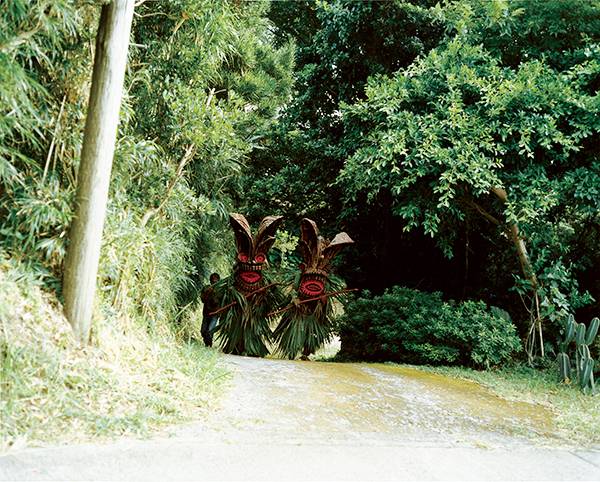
[1,356,599,481]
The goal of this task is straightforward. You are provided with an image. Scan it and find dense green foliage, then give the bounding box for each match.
[241,0,600,362]
[0,0,295,332]
[105,0,295,324]
[243,0,444,235]
[1,0,96,283]
[2,1,600,448]
[1,0,598,372]
[340,39,599,323]
[337,287,522,368]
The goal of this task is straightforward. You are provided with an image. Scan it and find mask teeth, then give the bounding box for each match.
[304,264,330,274]
[237,261,267,272]
[301,270,329,279]
[235,276,263,294]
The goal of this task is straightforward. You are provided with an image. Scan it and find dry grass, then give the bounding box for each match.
[0,257,229,451]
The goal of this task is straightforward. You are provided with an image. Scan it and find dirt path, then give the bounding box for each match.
[2,356,599,481]
[196,356,560,447]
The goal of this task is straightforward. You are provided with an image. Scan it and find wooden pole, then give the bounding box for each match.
[209,283,284,316]
[63,0,135,342]
[267,289,358,317]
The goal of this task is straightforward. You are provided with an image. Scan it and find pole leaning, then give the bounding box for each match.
[63,0,135,342]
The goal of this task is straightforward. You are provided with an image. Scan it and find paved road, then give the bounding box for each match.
[1,356,599,481]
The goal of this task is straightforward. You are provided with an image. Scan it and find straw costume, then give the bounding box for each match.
[273,218,354,360]
[213,213,283,357]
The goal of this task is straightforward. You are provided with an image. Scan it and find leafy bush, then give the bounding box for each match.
[337,286,521,368]
[0,178,74,271]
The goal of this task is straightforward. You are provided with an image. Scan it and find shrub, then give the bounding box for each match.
[337,286,521,368]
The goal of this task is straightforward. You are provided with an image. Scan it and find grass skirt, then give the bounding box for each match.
[272,276,346,360]
[213,275,281,357]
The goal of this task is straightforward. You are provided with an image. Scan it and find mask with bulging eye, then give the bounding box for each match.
[298,218,354,303]
[229,213,283,294]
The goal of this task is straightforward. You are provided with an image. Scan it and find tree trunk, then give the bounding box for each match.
[489,186,543,362]
[63,0,135,342]
[490,187,538,290]
[464,189,544,363]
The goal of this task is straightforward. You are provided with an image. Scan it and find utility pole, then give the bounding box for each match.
[63,0,135,342]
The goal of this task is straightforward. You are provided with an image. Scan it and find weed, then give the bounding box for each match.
[0,255,229,450]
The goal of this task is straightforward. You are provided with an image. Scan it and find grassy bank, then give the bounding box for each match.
[0,258,229,451]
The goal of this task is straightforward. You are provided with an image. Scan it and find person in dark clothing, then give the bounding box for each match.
[200,273,221,347]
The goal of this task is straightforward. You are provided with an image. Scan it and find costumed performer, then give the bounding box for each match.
[272,218,354,360]
[212,213,283,357]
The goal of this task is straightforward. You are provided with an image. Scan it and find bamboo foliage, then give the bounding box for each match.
[1,0,295,339]
[1,0,99,281]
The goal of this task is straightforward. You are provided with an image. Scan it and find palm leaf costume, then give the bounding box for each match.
[273,218,354,360]
[213,213,283,357]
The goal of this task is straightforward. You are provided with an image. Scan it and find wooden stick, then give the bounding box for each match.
[43,95,66,184]
[209,282,283,315]
[267,289,358,316]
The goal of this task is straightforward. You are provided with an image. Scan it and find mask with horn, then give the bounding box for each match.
[272,218,354,361]
[298,218,353,304]
[213,213,283,357]
[230,213,283,294]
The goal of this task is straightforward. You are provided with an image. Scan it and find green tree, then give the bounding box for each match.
[242,0,444,234]
[1,0,295,334]
[1,0,101,281]
[130,0,294,210]
[104,0,295,324]
[436,0,600,69]
[339,39,600,361]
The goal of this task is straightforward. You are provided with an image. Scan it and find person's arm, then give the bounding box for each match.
[200,286,212,303]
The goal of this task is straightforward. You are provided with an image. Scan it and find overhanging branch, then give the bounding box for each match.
[140,143,196,227]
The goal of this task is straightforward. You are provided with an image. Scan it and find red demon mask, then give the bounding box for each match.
[298,218,353,299]
[230,213,283,294]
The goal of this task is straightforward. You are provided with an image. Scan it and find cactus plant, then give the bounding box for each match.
[558,315,598,395]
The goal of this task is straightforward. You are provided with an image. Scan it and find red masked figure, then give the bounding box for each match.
[273,218,353,360]
[213,213,283,357]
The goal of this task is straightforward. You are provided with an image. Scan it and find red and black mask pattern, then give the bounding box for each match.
[230,213,283,294]
[298,218,354,301]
